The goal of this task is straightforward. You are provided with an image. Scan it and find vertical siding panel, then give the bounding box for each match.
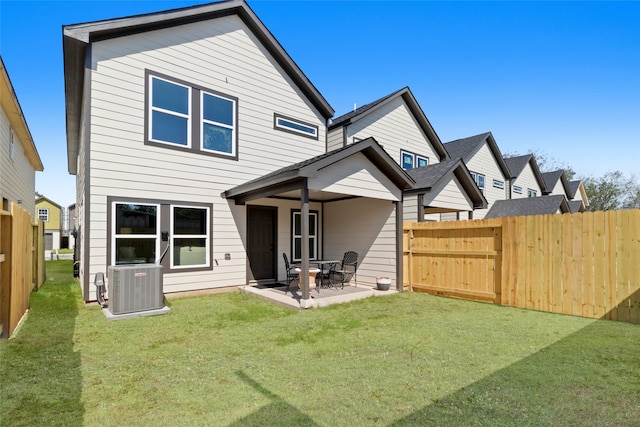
[616,210,630,322]
[561,214,573,315]
[606,211,618,320]
[550,214,563,314]
[571,213,583,317]
[629,210,640,324]
[581,212,594,318]
[592,210,607,319]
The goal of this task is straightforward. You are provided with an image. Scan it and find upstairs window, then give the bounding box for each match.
[38,208,49,222]
[513,185,523,194]
[493,179,504,189]
[150,76,190,147]
[471,172,485,193]
[528,188,537,197]
[401,150,428,170]
[275,114,318,140]
[146,71,237,159]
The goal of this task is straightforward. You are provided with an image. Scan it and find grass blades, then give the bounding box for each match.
[1,260,639,426]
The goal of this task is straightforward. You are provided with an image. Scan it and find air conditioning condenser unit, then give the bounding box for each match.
[107,264,164,315]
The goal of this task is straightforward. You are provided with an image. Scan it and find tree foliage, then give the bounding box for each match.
[583,171,640,212]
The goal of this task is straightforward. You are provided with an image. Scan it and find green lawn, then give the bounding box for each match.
[2,260,639,426]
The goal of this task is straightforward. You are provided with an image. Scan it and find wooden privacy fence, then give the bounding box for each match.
[404,209,640,324]
[0,202,45,338]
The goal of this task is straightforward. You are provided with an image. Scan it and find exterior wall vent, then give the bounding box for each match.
[107,264,164,315]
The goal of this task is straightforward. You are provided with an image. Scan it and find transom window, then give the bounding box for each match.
[401,150,428,170]
[274,114,318,139]
[513,185,523,194]
[38,208,49,222]
[493,179,504,189]
[147,71,237,159]
[292,210,318,262]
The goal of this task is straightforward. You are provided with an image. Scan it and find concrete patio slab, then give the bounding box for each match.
[241,283,398,309]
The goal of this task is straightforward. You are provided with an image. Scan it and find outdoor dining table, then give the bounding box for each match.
[313,260,342,288]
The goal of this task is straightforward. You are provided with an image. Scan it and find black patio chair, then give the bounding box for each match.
[329,251,358,289]
[283,253,299,293]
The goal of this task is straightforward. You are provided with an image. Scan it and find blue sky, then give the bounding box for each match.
[1,0,639,208]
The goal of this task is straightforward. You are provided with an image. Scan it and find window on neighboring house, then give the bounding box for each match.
[171,205,210,268]
[471,172,485,193]
[528,188,537,197]
[38,208,49,222]
[401,150,428,170]
[493,179,504,189]
[292,210,318,262]
[111,199,212,271]
[513,185,522,194]
[147,71,237,159]
[274,114,318,140]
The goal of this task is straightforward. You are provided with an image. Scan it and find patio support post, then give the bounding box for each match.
[395,200,403,291]
[300,178,310,301]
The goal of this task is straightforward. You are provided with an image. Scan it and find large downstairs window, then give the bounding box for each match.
[147,71,237,159]
[111,199,211,271]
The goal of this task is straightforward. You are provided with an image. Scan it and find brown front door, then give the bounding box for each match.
[247,206,277,281]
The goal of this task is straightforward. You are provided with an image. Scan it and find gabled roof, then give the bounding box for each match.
[328,87,449,161]
[568,180,589,207]
[405,159,487,209]
[503,154,547,193]
[541,170,571,196]
[568,200,585,213]
[223,137,415,204]
[485,194,570,218]
[63,0,334,174]
[35,196,62,210]
[443,132,512,179]
[0,56,44,171]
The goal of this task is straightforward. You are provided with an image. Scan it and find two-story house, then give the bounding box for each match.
[503,154,547,199]
[35,196,62,255]
[63,0,413,303]
[327,87,485,222]
[1,56,44,215]
[443,132,512,219]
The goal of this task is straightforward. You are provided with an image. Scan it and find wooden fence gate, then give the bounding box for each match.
[404,209,640,324]
[0,202,45,338]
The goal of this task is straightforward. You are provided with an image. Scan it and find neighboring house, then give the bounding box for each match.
[485,194,570,218]
[568,180,589,212]
[503,154,547,200]
[35,196,62,254]
[443,132,512,219]
[68,203,76,249]
[541,170,571,199]
[0,56,44,214]
[63,0,412,303]
[326,87,485,221]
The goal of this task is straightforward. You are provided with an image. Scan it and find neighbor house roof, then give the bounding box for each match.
[0,56,44,171]
[541,170,571,196]
[503,154,548,193]
[63,0,334,174]
[35,196,62,210]
[405,158,487,209]
[568,200,585,213]
[485,194,570,218]
[222,137,415,204]
[328,87,449,161]
[443,132,512,179]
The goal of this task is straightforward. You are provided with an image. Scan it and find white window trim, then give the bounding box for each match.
[38,208,49,222]
[111,202,161,266]
[416,155,429,168]
[401,150,415,170]
[201,91,237,156]
[148,75,192,148]
[170,204,211,269]
[292,211,318,262]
